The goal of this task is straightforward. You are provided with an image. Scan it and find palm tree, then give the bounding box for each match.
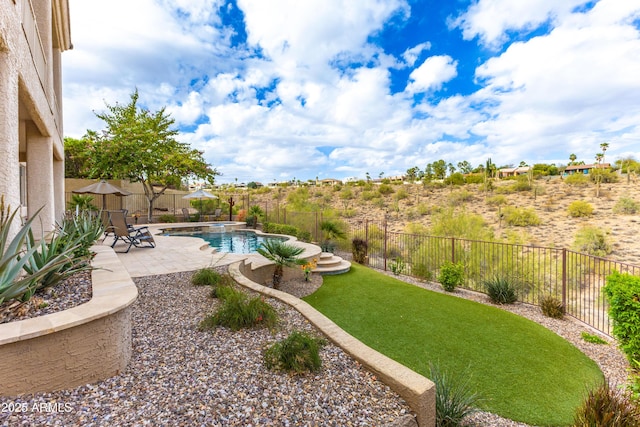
[256,240,305,289]
[600,142,609,164]
[569,153,577,165]
[320,220,346,252]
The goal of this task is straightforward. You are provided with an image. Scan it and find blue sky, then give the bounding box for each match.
[63,0,640,184]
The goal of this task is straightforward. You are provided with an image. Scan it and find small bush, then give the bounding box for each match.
[484,276,518,304]
[262,222,300,237]
[411,263,433,281]
[263,330,326,374]
[192,268,222,287]
[613,197,639,215]
[352,238,368,264]
[486,195,508,206]
[581,332,608,345]
[564,173,590,186]
[568,200,594,217]
[604,272,640,368]
[503,206,541,226]
[390,257,405,275]
[540,295,565,319]
[199,288,278,331]
[573,381,640,427]
[378,183,395,195]
[158,214,178,223]
[438,261,464,292]
[429,363,482,427]
[573,226,611,256]
[296,230,312,243]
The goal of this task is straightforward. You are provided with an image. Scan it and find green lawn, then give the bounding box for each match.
[303,264,603,426]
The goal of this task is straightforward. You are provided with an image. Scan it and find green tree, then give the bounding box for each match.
[406,166,420,183]
[569,153,577,165]
[457,160,473,174]
[85,90,218,221]
[431,160,447,180]
[64,137,92,178]
[256,240,305,289]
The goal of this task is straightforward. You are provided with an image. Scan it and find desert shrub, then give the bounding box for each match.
[573,226,611,256]
[351,238,368,264]
[378,183,395,195]
[210,282,236,299]
[296,230,312,243]
[573,381,640,427]
[484,276,518,304]
[444,172,465,186]
[448,190,474,205]
[568,200,594,217]
[564,173,590,186]
[438,261,464,292]
[416,203,431,216]
[199,288,278,331]
[540,295,565,319]
[590,169,619,184]
[502,206,541,226]
[390,257,405,275]
[604,272,640,368]
[262,222,300,237]
[264,330,326,374]
[361,190,377,201]
[511,176,532,192]
[192,268,222,287]
[394,187,409,201]
[464,174,484,184]
[613,197,639,215]
[486,195,508,206]
[581,332,608,345]
[430,208,495,241]
[158,214,178,223]
[411,263,433,281]
[429,363,482,427]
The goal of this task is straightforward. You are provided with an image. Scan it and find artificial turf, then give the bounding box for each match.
[303,264,603,426]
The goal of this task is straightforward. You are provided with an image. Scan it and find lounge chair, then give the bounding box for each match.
[100,210,115,241]
[213,208,222,220]
[182,207,191,222]
[108,210,155,253]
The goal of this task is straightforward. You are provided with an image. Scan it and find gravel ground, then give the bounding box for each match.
[0,269,412,426]
[0,264,631,427]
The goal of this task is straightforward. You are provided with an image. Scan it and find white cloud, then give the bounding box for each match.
[401,42,432,67]
[405,55,458,94]
[453,0,588,48]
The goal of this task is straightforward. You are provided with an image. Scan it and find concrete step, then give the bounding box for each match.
[312,252,351,275]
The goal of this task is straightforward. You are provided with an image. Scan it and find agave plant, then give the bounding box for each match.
[56,208,104,260]
[0,204,73,304]
[256,239,305,289]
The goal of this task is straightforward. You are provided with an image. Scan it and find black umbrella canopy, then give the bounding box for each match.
[72,180,131,209]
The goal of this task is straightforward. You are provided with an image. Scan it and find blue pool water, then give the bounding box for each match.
[169,231,281,254]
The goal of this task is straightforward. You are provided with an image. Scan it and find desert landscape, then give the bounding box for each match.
[240,175,640,267]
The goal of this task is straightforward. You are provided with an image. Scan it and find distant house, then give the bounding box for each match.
[498,166,531,178]
[563,163,611,176]
[320,178,342,186]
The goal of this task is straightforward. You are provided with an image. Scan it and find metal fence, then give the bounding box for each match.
[347,219,640,337]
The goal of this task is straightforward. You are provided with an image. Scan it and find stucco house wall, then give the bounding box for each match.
[0,0,72,237]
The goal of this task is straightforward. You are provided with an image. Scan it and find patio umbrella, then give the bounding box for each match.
[72,180,132,209]
[182,189,218,217]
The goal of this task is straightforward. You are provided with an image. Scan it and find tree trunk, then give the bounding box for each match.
[273,265,283,290]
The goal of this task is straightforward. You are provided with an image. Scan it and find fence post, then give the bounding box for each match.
[562,248,567,309]
[383,218,388,271]
[451,237,455,263]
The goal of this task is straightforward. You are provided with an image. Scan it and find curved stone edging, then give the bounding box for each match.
[0,245,138,395]
[228,260,436,427]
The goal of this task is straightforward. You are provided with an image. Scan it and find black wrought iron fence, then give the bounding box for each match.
[346,219,640,336]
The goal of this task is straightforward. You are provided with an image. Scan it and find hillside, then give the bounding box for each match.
[240,176,640,266]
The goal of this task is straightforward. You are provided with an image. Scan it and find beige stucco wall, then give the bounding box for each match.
[0,245,138,396]
[0,0,71,237]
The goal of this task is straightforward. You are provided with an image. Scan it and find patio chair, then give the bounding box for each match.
[213,208,222,220]
[108,210,156,253]
[182,207,191,222]
[100,210,115,241]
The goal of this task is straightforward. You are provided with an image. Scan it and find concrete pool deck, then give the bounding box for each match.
[104,223,318,278]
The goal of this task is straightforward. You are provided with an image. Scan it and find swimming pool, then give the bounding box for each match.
[167,230,283,254]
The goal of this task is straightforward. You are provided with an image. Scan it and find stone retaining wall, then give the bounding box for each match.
[0,245,137,395]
